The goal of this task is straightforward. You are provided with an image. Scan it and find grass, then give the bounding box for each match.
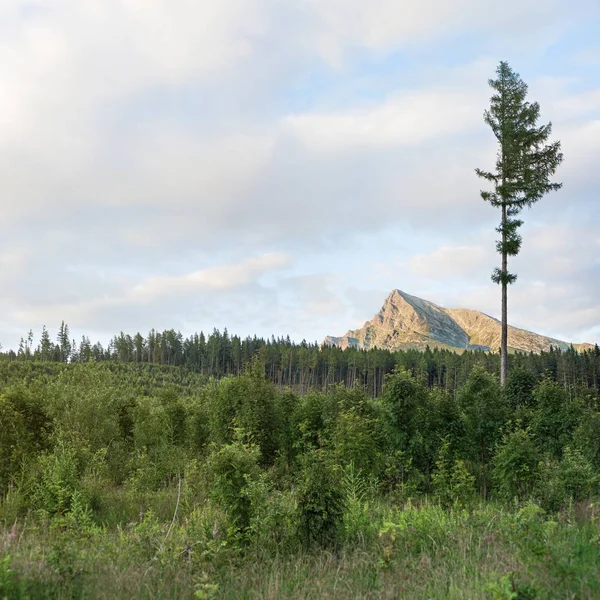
[1,498,599,599]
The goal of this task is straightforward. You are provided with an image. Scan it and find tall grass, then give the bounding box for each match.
[1,497,599,599]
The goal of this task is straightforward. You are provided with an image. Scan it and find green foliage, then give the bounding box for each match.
[492,428,540,500]
[381,367,427,451]
[432,440,476,507]
[244,473,298,553]
[296,448,345,549]
[531,379,581,458]
[0,554,16,598]
[538,447,599,512]
[458,366,507,496]
[206,433,261,531]
[381,450,424,501]
[0,397,27,495]
[0,356,598,598]
[34,440,82,516]
[333,403,383,475]
[572,409,600,470]
[340,461,376,544]
[187,395,211,454]
[290,391,337,453]
[486,573,538,600]
[504,366,537,410]
[210,367,280,464]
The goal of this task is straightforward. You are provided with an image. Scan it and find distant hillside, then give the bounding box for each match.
[324,289,593,354]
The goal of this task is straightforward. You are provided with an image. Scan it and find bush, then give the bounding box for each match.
[573,410,600,470]
[432,440,476,507]
[209,368,280,464]
[0,397,27,495]
[290,392,337,454]
[244,474,298,553]
[492,428,540,500]
[504,366,537,410]
[458,366,507,497]
[333,406,383,476]
[206,433,261,531]
[34,440,82,516]
[296,448,345,549]
[531,379,581,459]
[340,462,377,545]
[381,368,427,451]
[538,447,599,512]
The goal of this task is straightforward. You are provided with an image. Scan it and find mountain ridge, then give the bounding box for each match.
[324,289,593,354]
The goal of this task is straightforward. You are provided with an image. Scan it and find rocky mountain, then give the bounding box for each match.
[324,289,593,354]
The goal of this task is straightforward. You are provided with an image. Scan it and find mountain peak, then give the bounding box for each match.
[325,290,592,354]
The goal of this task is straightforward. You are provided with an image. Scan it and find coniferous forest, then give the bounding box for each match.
[1,325,600,598]
[4,323,600,398]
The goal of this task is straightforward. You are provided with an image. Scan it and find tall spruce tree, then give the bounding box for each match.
[476,61,563,385]
[57,321,72,363]
[39,325,53,361]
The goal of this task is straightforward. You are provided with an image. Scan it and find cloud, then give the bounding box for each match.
[132,253,291,297]
[297,0,567,65]
[10,253,292,330]
[1,0,599,350]
[401,223,600,343]
[407,244,493,281]
[283,87,488,150]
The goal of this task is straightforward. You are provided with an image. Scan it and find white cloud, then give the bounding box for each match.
[10,253,292,329]
[132,253,291,297]
[1,0,599,349]
[283,87,488,150]
[300,0,566,65]
[407,244,493,280]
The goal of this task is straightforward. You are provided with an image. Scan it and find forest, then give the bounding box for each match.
[3,322,600,398]
[1,349,600,598]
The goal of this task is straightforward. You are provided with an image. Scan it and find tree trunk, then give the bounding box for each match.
[501,203,508,386]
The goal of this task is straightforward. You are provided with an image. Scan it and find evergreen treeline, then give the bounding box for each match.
[3,322,600,397]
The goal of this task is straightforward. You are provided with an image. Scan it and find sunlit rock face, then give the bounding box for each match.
[324,289,592,354]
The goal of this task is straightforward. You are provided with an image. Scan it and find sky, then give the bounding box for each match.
[1,0,599,351]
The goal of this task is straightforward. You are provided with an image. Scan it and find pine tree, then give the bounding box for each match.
[39,325,53,361]
[57,321,72,362]
[476,62,563,385]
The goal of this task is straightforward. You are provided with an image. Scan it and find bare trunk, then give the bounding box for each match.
[501,203,508,386]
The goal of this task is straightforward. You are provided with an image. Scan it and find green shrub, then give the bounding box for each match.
[290,392,337,454]
[458,366,507,498]
[381,367,428,452]
[504,366,537,410]
[432,441,476,507]
[538,447,599,512]
[0,398,26,495]
[530,379,582,459]
[244,474,298,553]
[206,433,261,531]
[381,450,424,501]
[210,367,280,464]
[34,440,82,516]
[0,554,16,598]
[340,462,377,545]
[573,410,600,470]
[334,406,383,476]
[296,448,345,549]
[492,428,540,500]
